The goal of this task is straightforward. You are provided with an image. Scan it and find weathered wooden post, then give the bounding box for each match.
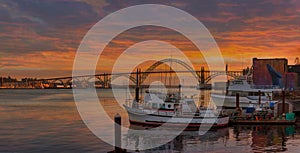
[200,66,205,84]
[235,93,241,116]
[236,93,240,109]
[135,69,139,103]
[115,113,121,153]
[282,90,285,115]
[258,90,261,105]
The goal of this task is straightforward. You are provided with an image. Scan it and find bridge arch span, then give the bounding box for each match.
[141,58,198,83]
[204,72,241,84]
[109,74,136,85]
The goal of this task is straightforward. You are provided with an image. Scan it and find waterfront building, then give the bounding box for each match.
[288,65,300,88]
[252,58,290,88]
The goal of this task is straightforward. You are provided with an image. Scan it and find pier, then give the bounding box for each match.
[229,91,297,125]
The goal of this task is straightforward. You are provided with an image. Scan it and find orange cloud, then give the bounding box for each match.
[1,0,300,79]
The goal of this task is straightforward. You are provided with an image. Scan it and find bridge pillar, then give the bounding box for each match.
[103,73,107,88]
[200,66,205,84]
[63,82,68,88]
[32,80,42,89]
[81,80,89,88]
[104,74,111,88]
[49,81,56,88]
[63,81,70,88]
[226,64,228,72]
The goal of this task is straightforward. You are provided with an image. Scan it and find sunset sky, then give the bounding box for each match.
[0,0,299,79]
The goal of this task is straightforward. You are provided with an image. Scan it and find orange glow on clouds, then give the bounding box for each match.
[0,0,299,78]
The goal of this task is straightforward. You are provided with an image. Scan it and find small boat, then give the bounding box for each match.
[211,78,281,109]
[124,70,229,130]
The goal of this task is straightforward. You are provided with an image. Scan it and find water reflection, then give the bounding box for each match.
[0,89,299,152]
[232,125,295,152]
[125,125,229,152]
[124,125,296,152]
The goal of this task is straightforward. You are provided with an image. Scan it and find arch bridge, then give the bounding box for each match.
[31,58,244,88]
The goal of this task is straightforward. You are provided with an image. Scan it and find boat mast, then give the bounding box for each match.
[124,80,128,106]
[132,68,140,108]
[178,84,182,100]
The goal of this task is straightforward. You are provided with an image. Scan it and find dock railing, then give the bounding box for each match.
[251,85,281,89]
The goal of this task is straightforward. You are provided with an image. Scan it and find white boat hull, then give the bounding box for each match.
[211,94,273,108]
[125,106,229,129]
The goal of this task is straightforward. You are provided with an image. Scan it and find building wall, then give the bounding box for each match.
[288,65,300,87]
[285,72,297,89]
[253,58,288,86]
[298,75,300,87]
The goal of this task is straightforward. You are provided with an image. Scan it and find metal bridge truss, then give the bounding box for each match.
[31,59,243,88]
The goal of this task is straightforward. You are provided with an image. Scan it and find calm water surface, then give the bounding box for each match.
[0,89,300,152]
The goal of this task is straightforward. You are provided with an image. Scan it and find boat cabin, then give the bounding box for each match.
[141,91,200,115]
[227,79,281,100]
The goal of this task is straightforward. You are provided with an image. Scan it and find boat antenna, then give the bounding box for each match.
[124,80,127,106]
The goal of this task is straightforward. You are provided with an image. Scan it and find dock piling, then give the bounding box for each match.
[235,93,242,115]
[258,90,261,105]
[135,69,139,103]
[236,93,240,109]
[115,113,122,153]
[282,90,285,115]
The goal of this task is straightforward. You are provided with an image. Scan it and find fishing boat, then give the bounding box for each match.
[123,70,229,129]
[211,78,282,109]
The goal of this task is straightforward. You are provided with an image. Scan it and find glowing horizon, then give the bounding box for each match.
[0,0,299,79]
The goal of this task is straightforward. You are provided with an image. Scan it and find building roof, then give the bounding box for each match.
[253,58,288,61]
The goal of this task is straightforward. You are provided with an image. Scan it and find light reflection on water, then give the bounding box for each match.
[0,89,299,152]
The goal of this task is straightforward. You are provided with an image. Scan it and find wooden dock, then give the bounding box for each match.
[229,119,296,125]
